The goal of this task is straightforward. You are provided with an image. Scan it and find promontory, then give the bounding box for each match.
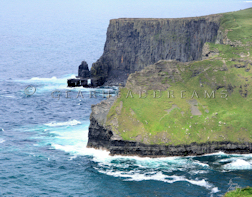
[86,8,252,157]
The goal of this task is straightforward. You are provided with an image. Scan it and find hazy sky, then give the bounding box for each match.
[96,0,252,18]
[1,0,252,20]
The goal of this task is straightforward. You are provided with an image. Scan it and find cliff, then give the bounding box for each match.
[90,14,222,86]
[87,8,252,156]
[88,96,120,149]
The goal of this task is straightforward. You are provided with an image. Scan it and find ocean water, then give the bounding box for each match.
[0,0,252,196]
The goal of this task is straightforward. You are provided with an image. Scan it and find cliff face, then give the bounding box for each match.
[90,14,222,85]
[87,96,122,149]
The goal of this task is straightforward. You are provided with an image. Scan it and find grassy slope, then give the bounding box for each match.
[220,8,252,44]
[106,8,252,146]
[223,187,252,197]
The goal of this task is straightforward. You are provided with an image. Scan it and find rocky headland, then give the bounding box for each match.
[87,95,252,157]
[87,8,252,157]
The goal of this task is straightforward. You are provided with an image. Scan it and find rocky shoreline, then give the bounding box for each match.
[87,97,252,157]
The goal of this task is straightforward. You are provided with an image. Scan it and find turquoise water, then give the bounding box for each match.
[0,1,252,196]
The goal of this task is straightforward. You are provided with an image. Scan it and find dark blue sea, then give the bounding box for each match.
[0,0,252,196]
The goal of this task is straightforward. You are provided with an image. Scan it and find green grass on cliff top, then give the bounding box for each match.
[223,187,252,197]
[221,7,252,43]
[106,59,252,145]
[106,8,252,145]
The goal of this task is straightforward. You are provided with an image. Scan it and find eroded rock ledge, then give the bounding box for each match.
[87,97,252,157]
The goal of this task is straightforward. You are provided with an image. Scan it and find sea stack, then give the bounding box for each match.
[78,61,90,78]
[67,61,91,87]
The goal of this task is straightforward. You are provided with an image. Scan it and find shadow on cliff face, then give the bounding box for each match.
[103,70,131,86]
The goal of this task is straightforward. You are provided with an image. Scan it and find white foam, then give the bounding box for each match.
[69,155,78,160]
[51,143,111,158]
[203,151,226,156]
[189,170,209,175]
[52,143,82,153]
[194,160,209,167]
[223,159,252,170]
[211,187,220,193]
[96,169,213,190]
[30,76,58,81]
[1,95,15,98]
[16,74,76,85]
[30,74,76,83]
[0,138,5,143]
[93,152,193,170]
[43,122,112,159]
[219,158,236,163]
[45,120,81,127]
[187,179,212,189]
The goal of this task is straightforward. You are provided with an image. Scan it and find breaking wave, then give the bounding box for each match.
[45,120,81,127]
[223,159,252,170]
